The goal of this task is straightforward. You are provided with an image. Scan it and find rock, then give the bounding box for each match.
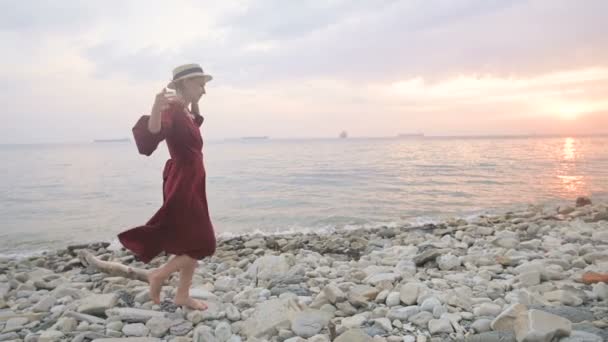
[592,282,608,301]
[364,273,401,286]
[387,306,420,321]
[322,284,346,304]
[78,294,119,315]
[493,232,520,249]
[225,303,241,321]
[386,292,400,307]
[348,285,379,307]
[55,317,77,333]
[464,331,516,342]
[291,310,331,338]
[106,321,124,331]
[408,311,434,327]
[3,317,29,332]
[373,318,393,333]
[92,339,161,342]
[215,321,232,342]
[428,318,453,334]
[420,297,441,313]
[471,319,492,333]
[146,317,173,337]
[473,303,502,317]
[241,298,302,339]
[400,283,421,306]
[215,276,238,292]
[491,304,528,331]
[437,254,460,270]
[543,290,583,306]
[186,310,203,324]
[342,314,367,329]
[413,249,442,266]
[32,295,56,312]
[560,331,603,342]
[170,320,193,336]
[65,311,107,325]
[576,197,592,207]
[105,308,166,322]
[123,323,150,337]
[514,309,572,342]
[528,305,593,323]
[38,330,65,342]
[193,325,217,342]
[0,332,20,341]
[334,328,373,342]
[247,255,291,284]
[518,271,541,287]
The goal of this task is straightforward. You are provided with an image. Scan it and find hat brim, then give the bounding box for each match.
[167,73,213,89]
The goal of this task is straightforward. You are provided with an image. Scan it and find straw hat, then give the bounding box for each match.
[167,63,213,89]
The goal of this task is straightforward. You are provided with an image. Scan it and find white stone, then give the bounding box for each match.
[78,294,119,315]
[241,298,302,339]
[146,317,173,337]
[399,283,420,306]
[518,271,541,287]
[373,318,393,333]
[215,321,232,342]
[193,325,217,342]
[428,318,453,334]
[386,292,401,307]
[491,303,527,331]
[592,282,608,301]
[215,277,238,292]
[543,290,583,306]
[420,297,441,313]
[408,311,434,327]
[437,254,460,271]
[32,295,56,312]
[387,306,420,321]
[38,330,64,342]
[341,314,368,329]
[514,309,572,342]
[334,328,373,342]
[122,323,150,337]
[473,303,502,317]
[560,330,603,342]
[471,318,492,333]
[291,310,331,338]
[322,284,346,304]
[247,255,291,283]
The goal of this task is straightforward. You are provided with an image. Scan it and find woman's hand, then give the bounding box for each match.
[148,89,174,133]
[152,88,174,113]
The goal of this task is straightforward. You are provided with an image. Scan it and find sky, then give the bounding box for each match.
[1,0,607,143]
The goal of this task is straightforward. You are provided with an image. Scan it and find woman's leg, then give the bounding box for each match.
[173,255,208,310]
[148,254,192,304]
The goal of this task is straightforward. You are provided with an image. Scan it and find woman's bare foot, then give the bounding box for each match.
[147,269,164,304]
[174,296,208,310]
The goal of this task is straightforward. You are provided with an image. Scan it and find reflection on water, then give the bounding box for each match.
[557,137,587,196]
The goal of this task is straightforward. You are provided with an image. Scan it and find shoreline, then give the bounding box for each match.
[4,196,606,261]
[0,198,607,341]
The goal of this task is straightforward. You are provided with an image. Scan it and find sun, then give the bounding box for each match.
[546,102,592,121]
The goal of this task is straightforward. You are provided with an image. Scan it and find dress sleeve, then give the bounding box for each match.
[132,109,174,156]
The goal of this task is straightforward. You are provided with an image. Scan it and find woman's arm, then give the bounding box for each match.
[148,89,172,134]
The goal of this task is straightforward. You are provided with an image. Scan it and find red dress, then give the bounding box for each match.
[118,102,216,263]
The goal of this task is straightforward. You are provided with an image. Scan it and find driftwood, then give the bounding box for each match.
[77,250,149,282]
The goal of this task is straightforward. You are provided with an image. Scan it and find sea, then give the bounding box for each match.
[1,135,607,257]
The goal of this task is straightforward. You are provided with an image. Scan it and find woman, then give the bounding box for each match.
[118,63,216,310]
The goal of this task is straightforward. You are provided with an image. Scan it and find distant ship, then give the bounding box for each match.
[397,133,424,138]
[241,136,269,140]
[93,138,130,143]
[339,131,348,139]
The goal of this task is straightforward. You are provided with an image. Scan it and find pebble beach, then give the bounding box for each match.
[1,198,608,342]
